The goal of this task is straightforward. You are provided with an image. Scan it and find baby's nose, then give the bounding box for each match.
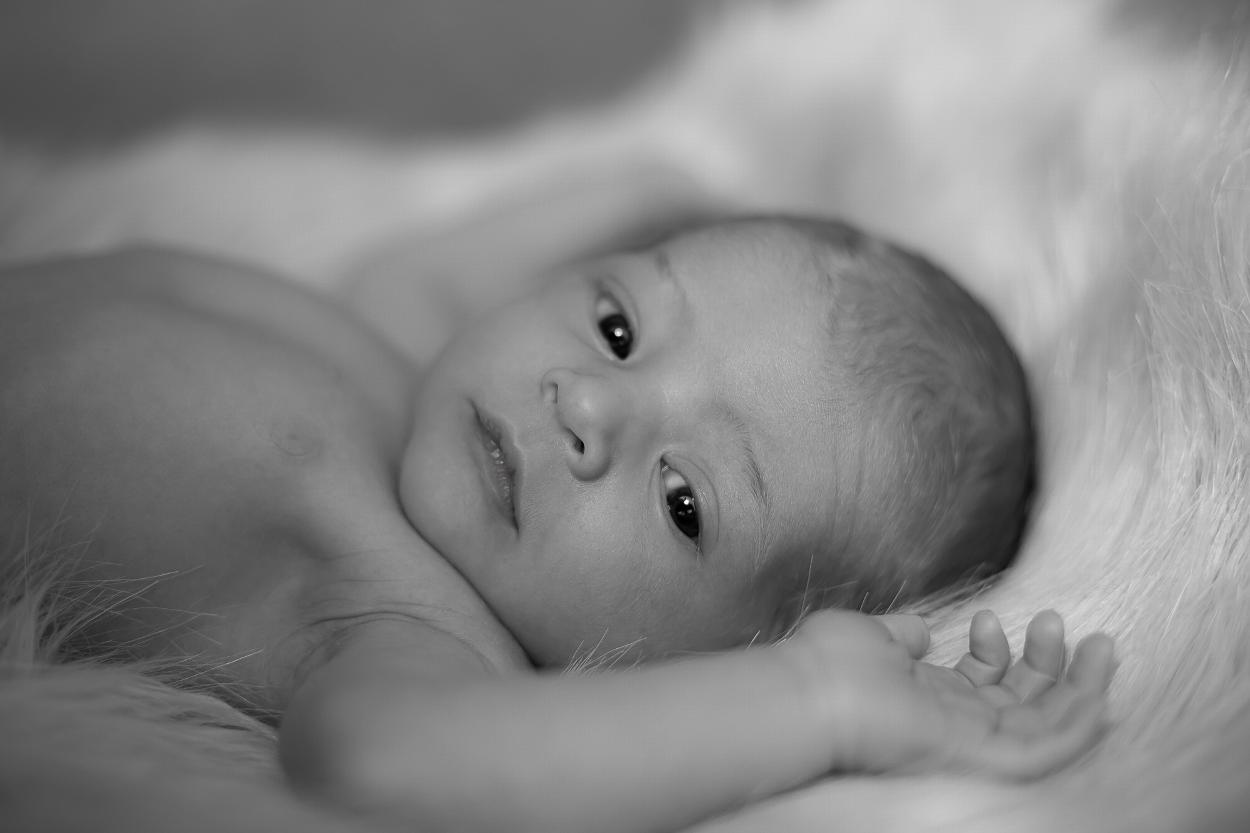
[542,367,630,481]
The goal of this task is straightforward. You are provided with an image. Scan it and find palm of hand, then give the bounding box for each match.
[790,609,1115,778]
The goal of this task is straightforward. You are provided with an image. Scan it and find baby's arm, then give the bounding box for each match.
[281,610,1112,833]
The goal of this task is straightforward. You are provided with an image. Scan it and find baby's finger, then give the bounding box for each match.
[1066,633,1116,692]
[874,614,930,658]
[954,610,1012,687]
[1000,611,1066,702]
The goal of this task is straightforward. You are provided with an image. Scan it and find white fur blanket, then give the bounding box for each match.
[3,1,1249,830]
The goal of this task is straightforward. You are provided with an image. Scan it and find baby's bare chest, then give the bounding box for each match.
[4,298,395,517]
[1,294,412,662]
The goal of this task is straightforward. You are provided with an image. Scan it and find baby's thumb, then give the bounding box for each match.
[874,614,930,658]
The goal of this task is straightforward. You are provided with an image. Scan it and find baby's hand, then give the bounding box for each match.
[786,609,1115,779]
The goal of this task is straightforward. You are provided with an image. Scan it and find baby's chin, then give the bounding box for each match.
[485,608,643,670]
[530,629,652,671]
[394,439,436,539]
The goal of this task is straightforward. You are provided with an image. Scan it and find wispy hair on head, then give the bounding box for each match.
[795,217,1036,611]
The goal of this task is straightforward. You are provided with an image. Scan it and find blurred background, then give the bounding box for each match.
[3,0,1247,150]
[0,0,711,147]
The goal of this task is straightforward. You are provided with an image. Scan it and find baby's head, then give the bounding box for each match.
[764,217,1036,618]
[402,216,1033,666]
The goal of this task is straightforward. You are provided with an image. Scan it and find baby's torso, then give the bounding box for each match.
[0,249,525,707]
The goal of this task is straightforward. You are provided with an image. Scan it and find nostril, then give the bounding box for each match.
[573,437,585,455]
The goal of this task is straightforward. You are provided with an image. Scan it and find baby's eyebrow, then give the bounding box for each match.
[653,248,693,324]
[717,401,771,563]
[653,250,690,311]
[653,249,676,285]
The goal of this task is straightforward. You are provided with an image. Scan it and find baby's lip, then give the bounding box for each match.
[472,402,521,529]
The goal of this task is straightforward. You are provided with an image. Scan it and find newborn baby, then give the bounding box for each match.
[0,217,1110,833]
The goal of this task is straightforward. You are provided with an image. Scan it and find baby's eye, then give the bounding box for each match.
[595,295,634,360]
[661,462,700,543]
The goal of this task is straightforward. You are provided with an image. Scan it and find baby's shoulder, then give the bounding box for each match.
[3,248,412,456]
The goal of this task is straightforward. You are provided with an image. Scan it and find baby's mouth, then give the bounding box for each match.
[473,404,518,529]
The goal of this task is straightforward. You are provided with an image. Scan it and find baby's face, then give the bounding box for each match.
[401,223,860,666]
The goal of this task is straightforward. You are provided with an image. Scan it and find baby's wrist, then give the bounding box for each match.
[774,610,929,773]
[771,629,863,771]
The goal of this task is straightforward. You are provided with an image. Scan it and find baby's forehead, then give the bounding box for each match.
[664,219,838,298]
[669,226,865,530]
[659,220,857,398]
